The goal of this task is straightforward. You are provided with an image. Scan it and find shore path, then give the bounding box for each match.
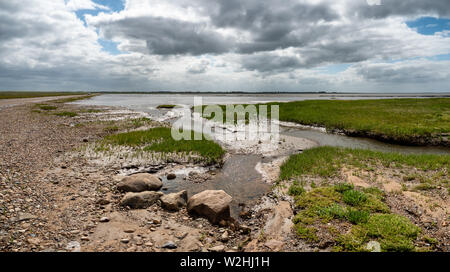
[0,95,85,110]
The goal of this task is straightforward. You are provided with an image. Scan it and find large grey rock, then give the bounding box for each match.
[160,190,188,211]
[117,173,162,192]
[120,191,163,209]
[187,190,232,224]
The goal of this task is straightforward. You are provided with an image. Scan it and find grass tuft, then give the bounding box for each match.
[55,111,78,117]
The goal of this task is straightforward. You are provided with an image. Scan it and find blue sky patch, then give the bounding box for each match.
[407,17,450,35]
[98,39,123,55]
[72,1,125,55]
[75,0,125,24]
[93,0,125,12]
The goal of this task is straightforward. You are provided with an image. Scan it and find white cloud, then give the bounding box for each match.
[0,0,450,92]
[66,0,110,11]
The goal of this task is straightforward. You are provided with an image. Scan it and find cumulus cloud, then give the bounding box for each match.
[0,0,450,92]
[187,60,210,74]
[66,0,110,11]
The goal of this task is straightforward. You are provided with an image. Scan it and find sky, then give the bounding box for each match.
[1,0,450,93]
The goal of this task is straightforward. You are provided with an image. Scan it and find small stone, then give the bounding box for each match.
[96,198,110,206]
[220,231,229,242]
[240,225,251,234]
[208,245,225,252]
[144,242,153,247]
[264,239,285,251]
[365,241,381,252]
[15,212,36,222]
[124,228,135,233]
[120,238,130,244]
[167,173,176,180]
[99,217,110,223]
[27,238,41,246]
[80,236,89,241]
[66,241,81,252]
[162,241,177,249]
[175,232,188,240]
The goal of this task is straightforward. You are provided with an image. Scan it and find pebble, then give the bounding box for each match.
[66,241,81,252]
[162,241,177,249]
[221,231,229,242]
[208,245,225,252]
[99,217,110,223]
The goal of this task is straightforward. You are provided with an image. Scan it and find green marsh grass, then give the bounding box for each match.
[292,183,420,251]
[280,146,450,180]
[102,127,225,164]
[267,98,450,143]
[55,111,78,117]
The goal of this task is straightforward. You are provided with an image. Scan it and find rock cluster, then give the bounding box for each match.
[118,174,233,226]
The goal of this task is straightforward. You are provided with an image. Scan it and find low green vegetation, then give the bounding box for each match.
[266,98,450,144]
[291,183,420,251]
[157,104,177,109]
[55,111,78,117]
[282,146,448,251]
[36,104,57,111]
[280,146,450,180]
[101,127,225,164]
[0,91,86,100]
[52,94,95,103]
[337,214,421,252]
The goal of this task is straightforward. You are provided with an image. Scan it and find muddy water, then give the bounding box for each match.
[162,155,269,218]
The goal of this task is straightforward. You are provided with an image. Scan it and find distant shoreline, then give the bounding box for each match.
[1,90,450,97]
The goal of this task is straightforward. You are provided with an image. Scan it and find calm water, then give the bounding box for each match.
[75,93,450,155]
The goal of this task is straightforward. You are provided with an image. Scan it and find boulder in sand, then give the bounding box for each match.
[160,190,188,211]
[187,190,232,224]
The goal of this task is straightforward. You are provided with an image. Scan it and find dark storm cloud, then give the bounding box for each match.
[90,0,450,76]
[207,0,339,52]
[0,10,52,42]
[99,17,232,55]
[351,0,450,19]
[240,25,409,74]
[241,53,302,73]
[92,0,340,56]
